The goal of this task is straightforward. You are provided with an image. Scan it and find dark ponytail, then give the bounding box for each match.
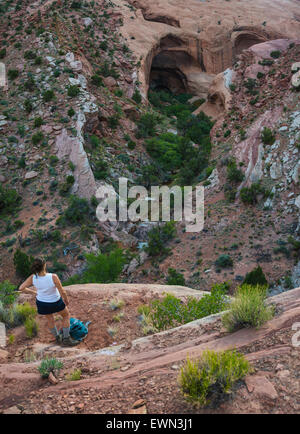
[31,258,46,276]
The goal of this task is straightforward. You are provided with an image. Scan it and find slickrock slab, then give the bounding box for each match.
[245,375,278,400]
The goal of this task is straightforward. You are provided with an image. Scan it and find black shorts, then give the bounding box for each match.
[36,297,66,315]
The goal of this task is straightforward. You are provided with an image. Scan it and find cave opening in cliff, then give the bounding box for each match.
[148,50,192,95]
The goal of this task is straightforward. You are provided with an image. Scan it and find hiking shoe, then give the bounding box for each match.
[62,336,80,346]
[55,333,63,344]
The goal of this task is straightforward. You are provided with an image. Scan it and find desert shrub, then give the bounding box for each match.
[135,112,160,138]
[59,175,75,196]
[8,69,19,80]
[132,89,142,104]
[49,155,59,166]
[34,117,43,128]
[38,358,63,378]
[0,281,18,306]
[145,283,229,331]
[259,58,274,66]
[91,74,103,87]
[166,268,185,286]
[243,265,268,287]
[68,107,75,117]
[146,221,176,257]
[0,301,36,329]
[287,236,300,258]
[24,317,39,338]
[32,131,44,145]
[244,78,258,95]
[261,127,276,145]
[224,183,237,202]
[24,50,36,60]
[59,196,92,225]
[66,368,81,381]
[24,99,33,113]
[222,284,274,332]
[64,249,125,285]
[240,182,266,205]
[270,50,281,59]
[92,159,109,180]
[67,85,80,97]
[109,298,125,311]
[42,89,55,102]
[215,254,233,269]
[179,350,250,406]
[226,159,244,183]
[13,249,34,278]
[0,48,6,59]
[0,185,21,215]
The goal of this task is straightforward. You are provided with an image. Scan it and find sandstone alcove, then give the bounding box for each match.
[149,50,190,94]
[233,32,267,58]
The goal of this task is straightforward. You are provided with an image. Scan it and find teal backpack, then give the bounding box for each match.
[69,318,91,342]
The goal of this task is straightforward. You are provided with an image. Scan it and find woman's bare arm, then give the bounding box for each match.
[52,274,69,306]
[18,275,37,296]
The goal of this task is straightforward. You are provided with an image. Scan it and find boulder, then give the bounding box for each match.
[292,70,300,89]
[103,77,117,89]
[25,171,38,180]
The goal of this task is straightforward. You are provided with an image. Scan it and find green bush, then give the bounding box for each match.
[24,316,39,338]
[270,50,281,59]
[42,90,55,102]
[222,284,274,332]
[0,185,21,215]
[226,160,244,183]
[13,249,34,278]
[166,268,185,286]
[0,281,18,306]
[0,48,6,59]
[132,89,142,104]
[261,127,276,145]
[144,283,229,331]
[59,175,75,196]
[240,182,267,205]
[60,196,92,225]
[24,99,33,113]
[38,357,63,378]
[146,222,176,257]
[0,301,36,329]
[8,69,19,80]
[34,117,43,128]
[92,159,108,180]
[32,131,44,145]
[215,254,233,269]
[67,85,80,97]
[64,249,125,285]
[243,265,268,287]
[91,74,103,87]
[179,350,250,406]
[135,112,160,138]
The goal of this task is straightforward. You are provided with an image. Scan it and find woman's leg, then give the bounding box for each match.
[58,307,79,346]
[59,307,70,329]
[45,313,55,329]
[45,314,59,339]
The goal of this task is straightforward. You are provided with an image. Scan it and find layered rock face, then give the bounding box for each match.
[115,0,300,98]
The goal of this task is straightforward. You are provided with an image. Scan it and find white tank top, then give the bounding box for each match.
[33,273,61,303]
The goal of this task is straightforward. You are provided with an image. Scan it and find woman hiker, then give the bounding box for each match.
[18,257,79,346]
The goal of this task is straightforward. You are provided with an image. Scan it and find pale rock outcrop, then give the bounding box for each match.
[24,171,39,180]
[292,70,300,89]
